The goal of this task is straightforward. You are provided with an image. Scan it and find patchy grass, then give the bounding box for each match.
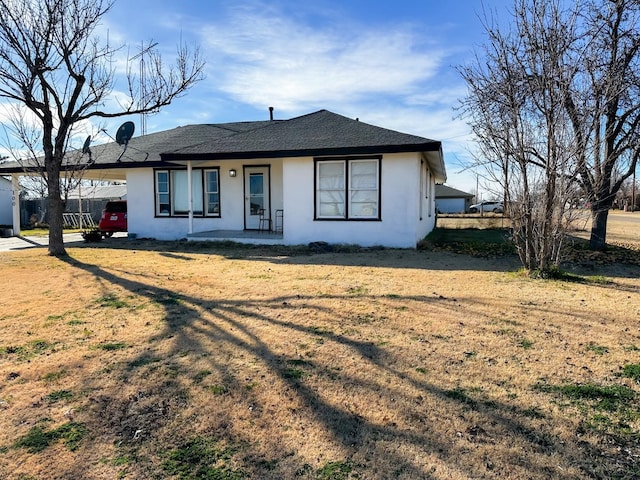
[535,383,635,409]
[586,342,609,355]
[517,338,534,350]
[533,381,639,446]
[94,342,128,351]
[0,237,639,479]
[95,294,129,309]
[0,340,56,362]
[431,213,640,266]
[444,387,476,407]
[42,369,67,384]
[419,227,515,257]
[161,436,244,480]
[126,356,161,370]
[14,422,86,453]
[44,390,74,404]
[316,460,354,479]
[192,369,212,384]
[623,364,640,383]
[206,385,229,395]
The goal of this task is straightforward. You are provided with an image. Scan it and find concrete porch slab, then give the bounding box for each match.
[186,230,284,245]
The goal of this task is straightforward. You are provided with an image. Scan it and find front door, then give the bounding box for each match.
[244,166,270,229]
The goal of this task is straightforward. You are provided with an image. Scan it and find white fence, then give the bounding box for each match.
[62,212,96,229]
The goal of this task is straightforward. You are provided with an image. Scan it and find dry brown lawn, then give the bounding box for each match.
[0,215,639,479]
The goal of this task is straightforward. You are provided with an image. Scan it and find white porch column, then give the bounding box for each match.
[187,160,193,234]
[11,174,20,235]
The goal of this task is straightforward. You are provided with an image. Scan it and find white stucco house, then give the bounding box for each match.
[0,110,446,248]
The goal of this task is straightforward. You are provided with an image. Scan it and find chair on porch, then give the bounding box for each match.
[258,209,272,232]
[274,209,283,233]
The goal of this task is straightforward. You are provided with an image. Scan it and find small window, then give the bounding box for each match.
[315,157,380,220]
[156,171,170,215]
[205,170,220,215]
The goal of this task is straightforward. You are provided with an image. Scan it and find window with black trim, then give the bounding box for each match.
[315,157,380,220]
[154,168,220,217]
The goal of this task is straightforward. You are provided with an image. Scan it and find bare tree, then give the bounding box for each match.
[565,0,640,250]
[459,0,580,273]
[0,0,204,255]
[460,0,640,258]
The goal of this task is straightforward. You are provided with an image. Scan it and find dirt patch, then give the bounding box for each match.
[0,224,639,479]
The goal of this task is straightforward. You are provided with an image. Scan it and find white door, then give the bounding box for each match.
[244,166,270,229]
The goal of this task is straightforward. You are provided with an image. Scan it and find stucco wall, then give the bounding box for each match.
[415,157,437,245]
[127,160,284,240]
[127,154,437,248]
[283,153,429,248]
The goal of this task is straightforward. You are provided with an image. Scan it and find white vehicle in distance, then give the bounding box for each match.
[469,201,504,213]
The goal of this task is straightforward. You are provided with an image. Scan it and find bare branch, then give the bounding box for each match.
[0,0,204,255]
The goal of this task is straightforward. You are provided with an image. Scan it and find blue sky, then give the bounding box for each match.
[100,0,514,196]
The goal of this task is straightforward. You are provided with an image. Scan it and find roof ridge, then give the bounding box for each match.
[281,109,329,122]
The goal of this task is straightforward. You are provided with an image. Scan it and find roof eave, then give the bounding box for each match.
[423,147,447,184]
[0,160,182,179]
[161,142,442,162]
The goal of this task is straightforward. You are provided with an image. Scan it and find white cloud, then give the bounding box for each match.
[198,4,446,112]
[92,0,487,194]
[356,105,475,179]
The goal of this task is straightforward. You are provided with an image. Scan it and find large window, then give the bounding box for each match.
[315,157,380,220]
[154,168,220,217]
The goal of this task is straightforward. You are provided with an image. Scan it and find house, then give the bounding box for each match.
[0,176,13,227]
[435,185,474,214]
[0,110,446,248]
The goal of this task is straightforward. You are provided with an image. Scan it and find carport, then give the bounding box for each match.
[2,144,131,236]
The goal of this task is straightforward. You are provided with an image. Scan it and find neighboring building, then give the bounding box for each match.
[21,184,127,227]
[66,184,127,202]
[0,176,13,226]
[0,109,447,248]
[66,184,128,227]
[66,184,127,221]
[435,184,474,214]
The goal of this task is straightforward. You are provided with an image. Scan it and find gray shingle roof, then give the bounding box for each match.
[161,109,441,160]
[435,184,474,198]
[0,110,445,181]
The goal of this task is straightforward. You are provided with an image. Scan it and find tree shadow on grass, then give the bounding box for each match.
[49,254,636,479]
[81,237,523,273]
[79,235,640,282]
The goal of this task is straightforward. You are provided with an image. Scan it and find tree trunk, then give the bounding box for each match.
[46,169,67,257]
[589,207,609,251]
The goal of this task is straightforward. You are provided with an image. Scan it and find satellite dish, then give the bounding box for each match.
[82,135,93,164]
[115,121,135,146]
[115,121,135,162]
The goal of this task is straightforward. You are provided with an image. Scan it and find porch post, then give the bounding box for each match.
[11,174,20,235]
[187,160,193,234]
